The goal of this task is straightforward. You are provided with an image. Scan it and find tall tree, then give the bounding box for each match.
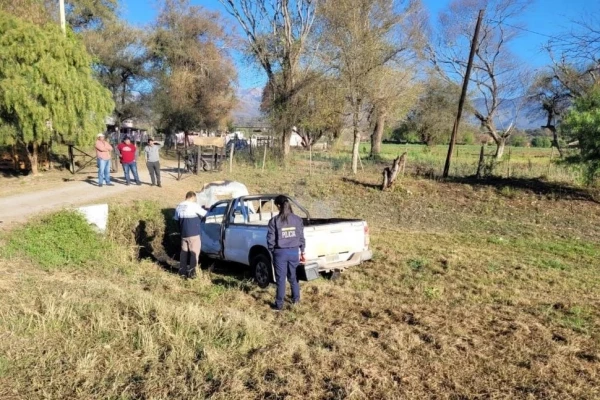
[547,13,600,94]
[0,0,49,25]
[295,75,345,147]
[561,87,600,184]
[396,75,472,146]
[84,21,149,129]
[319,0,424,174]
[65,0,117,30]
[0,12,114,174]
[0,0,117,30]
[149,0,236,134]
[366,66,420,158]
[527,72,572,157]
[218,0,318,158]
[432,0,531,160]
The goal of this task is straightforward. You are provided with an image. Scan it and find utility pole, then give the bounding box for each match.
[443,9,484,178]
[59,0,66,35]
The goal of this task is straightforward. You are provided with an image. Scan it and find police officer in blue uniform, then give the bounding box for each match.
[267,195,306,311]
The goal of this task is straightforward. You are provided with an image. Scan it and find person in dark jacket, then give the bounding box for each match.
[267,195,306,311]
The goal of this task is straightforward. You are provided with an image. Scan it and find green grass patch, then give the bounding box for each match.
[540,258,569,271]
[546,305,595,334]
[3,211,119,271]
[408,258,428,271]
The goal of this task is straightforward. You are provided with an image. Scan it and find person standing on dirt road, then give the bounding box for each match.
[117,136,141,186]
[174,191,207,279]
[95,133,114,187]
[267,195,306,311]
[144,138,163,187]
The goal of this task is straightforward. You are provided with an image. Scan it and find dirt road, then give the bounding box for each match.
[0,162,185,230]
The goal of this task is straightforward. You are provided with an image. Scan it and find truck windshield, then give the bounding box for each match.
[207,201,255,219]
[206,203,228,217]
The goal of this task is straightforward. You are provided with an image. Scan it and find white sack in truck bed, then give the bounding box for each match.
[196,181,253,211]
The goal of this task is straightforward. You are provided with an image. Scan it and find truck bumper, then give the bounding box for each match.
[317,249,373,272]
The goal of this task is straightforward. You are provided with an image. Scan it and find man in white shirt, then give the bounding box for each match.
[174,191,207,279]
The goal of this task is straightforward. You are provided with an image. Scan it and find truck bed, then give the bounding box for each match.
[303,218,362,226]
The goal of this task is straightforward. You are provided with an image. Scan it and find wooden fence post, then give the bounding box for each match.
[196,145,201,174]
[68,144,75,174]
[476,145,485,179]
[229,141,234,173]
[309,144,312,176]
[507,146,512,178]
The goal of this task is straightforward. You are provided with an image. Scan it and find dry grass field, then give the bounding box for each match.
[0,151,599,399]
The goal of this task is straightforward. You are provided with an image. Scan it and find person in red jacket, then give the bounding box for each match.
[117,137,141,186]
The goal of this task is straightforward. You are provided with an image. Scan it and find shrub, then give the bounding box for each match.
[531,136,552,148]
[461,130,476,145]
[510,134,528,147]
[4,211,119,270]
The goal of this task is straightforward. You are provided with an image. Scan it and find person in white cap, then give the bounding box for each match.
[95,133,114,187]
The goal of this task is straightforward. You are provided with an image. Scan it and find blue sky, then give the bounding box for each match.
[121,0,600,90]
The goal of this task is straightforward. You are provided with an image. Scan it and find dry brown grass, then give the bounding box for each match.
[0,160,599,399]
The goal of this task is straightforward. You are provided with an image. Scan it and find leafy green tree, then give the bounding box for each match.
[391,126,419,144]
[397,76,473,146]
[510,134,528,147]
[0,12,114,174]
[561,87,600,183]
[460,128,476,145]
[531,136,552,148]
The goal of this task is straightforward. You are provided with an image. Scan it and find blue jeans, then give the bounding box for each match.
[273,248,300,310]
[123,162,140,184]
[97,159,111,185]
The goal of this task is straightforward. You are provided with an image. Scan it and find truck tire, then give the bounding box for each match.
[251,253,271,289]
[324,270,341,281]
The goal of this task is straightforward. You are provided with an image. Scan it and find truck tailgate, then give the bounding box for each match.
[304,220,366,262]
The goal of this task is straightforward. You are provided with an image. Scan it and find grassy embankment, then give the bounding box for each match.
[0,149,599,399]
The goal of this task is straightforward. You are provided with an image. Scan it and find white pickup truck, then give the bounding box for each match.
[200,194,372,287]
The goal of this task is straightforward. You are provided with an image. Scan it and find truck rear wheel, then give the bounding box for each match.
[324,270,341,281]
[250,253,271,288]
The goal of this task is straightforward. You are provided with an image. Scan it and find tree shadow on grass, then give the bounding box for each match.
[445,176,599,203]
[341,177,382,190]
[208,262,255,293]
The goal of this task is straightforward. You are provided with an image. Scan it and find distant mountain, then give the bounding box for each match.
[470,97,546,131]
[232,87,264,125]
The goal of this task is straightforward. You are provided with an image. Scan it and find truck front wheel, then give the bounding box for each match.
[251,253,271,288]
